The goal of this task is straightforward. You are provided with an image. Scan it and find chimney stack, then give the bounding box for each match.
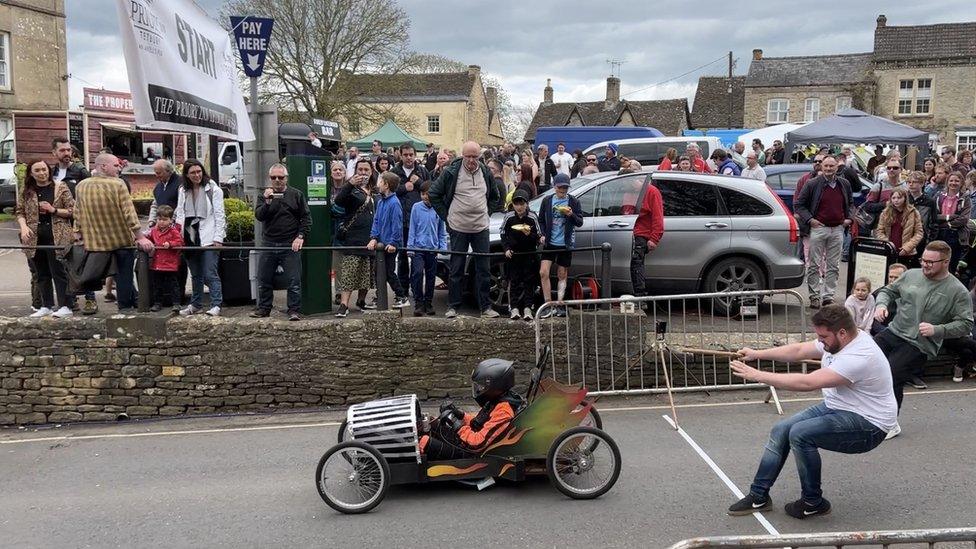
[543,78,553,104]
[752,49,763,61]
[467,64,481,77]
[876,14,887,28]
[486,86,498,111]
[606,76,620,105]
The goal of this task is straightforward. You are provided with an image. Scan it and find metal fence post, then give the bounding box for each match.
[600,242,612,299]
[136,249,151,313]
[375,244,389,311]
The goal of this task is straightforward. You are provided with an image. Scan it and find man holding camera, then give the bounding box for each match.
[251,163,311,321]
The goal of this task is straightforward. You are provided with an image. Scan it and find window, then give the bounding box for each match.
[836,96,852,111]
[0,33,9,90]
[719,188,773,216]
[957,132,976,152]
[574,187,597,217]
[803,98,820,122]
[427,115,440,134]
[767,99,789,124]
[654,180,719,216]
[779,171,804,191]
[592,175,645,217]
[898,78,933,115]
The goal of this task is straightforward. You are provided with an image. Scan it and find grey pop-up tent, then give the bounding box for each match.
[783,108,929,164]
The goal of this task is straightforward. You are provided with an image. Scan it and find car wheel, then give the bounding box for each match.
[488,259,508,312]
[702,257,765,317]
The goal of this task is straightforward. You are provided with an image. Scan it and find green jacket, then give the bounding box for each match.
[875,269,973,358]
[428,158,502,224]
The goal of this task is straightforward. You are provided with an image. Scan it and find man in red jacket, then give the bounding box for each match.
[631,180,665,298]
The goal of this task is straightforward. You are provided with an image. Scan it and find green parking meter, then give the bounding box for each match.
[286,150,332,314]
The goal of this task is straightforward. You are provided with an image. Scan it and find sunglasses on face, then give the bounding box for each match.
[886,167,901,171]
[270,175,286,180]
[586,158,597,162]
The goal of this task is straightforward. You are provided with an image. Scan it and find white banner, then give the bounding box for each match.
[114,0,254,141]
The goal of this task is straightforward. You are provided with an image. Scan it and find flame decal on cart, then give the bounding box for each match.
[427,463,489,478]
[481,427,530,454]
[498,463,514,477]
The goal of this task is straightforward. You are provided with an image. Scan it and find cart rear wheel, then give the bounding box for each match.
[315,441,389,514]
[547,426,621,500]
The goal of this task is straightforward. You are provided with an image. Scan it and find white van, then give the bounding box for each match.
[0,130,16,208]
[583,136,723,168]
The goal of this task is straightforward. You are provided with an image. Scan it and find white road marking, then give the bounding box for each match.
[662,414,781,536]
[0,421,341,445]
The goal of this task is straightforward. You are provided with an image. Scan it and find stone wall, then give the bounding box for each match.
[0,314,536,426]
[743,85,875,129]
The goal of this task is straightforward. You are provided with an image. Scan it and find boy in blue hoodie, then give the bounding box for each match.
[368,172,408,308]
[408,180,447,316]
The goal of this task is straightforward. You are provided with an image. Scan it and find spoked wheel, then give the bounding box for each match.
[337,419,352,443]
[547,426,621,500]
[575,405,603,452]
[315,441,390,514]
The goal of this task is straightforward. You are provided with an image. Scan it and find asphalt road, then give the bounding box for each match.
[2,385,973,548]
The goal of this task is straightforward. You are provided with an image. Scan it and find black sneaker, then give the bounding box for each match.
[424,303,435,316]
[287,311,301,322]
[728,494,772,516]
[249,309,270,318]
[150,304,162,312]
[334,304,349,318]
[784,498,831,519]
[908,375,927,390]
[822,298,835,307]
[413,305,424,317]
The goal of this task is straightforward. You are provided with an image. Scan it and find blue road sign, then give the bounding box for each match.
[311,160,328,176]
[230,16,274,78]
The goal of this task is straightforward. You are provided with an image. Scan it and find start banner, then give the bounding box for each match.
[114,0,254,141]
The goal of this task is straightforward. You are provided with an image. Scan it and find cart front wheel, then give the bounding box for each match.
[337,419,352,443]
[547,426,621,500]
[315,441,390,514]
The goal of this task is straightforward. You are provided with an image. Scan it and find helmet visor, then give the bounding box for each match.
[472,379,488,398]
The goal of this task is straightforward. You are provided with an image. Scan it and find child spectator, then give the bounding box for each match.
[368,172,408,308]
[407,181,446,316]
[501,190,543,321]
[147,205,184,313]
[538,173,583,318]
[845,276,875,332]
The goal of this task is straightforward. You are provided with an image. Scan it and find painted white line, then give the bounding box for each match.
[663,414,781,536]
[0,421,341,445]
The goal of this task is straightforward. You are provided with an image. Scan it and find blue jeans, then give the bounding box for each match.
[185,249,222,309]
[410,251,437,305]
[448,229,490,311]
[257,242,301,313]
[113,248,137,309]
[749,402,886,505]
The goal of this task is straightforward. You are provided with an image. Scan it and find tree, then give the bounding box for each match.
[220,0,412,127]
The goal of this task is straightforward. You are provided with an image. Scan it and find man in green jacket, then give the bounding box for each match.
[428,141,502,319]
[873,240,973,437]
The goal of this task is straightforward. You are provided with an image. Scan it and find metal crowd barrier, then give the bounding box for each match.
[667,527,976,548]
[534,289,809,407]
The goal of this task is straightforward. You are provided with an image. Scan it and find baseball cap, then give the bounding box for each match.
[553,173,571,187]
[512,190,530,203]
[607,143,619,154]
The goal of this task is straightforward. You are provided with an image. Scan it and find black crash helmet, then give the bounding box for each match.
[471,359,515,406]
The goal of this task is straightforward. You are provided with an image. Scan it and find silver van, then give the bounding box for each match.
[583,136,723,167]
[484,170,804,314]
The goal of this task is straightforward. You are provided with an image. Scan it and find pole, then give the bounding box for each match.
[727,51,733,129]
[375,245,389,311]
[208,137,219,190]
[137,250,151,313]
[250,76,262,247]
[600,242,612,299]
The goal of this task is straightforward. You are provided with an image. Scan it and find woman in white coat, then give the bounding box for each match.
[175,159,226,316]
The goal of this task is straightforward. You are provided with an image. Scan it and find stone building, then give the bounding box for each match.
[524,76,691,143]
[870,15,976,149]
[691,76,745,130]
[336,65,504,148]
[0,0,67,136]
[742,50,875,129]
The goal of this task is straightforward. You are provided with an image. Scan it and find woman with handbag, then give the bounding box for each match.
[934,171,972,272]
[874,189,924,260]
[175,159,226,317]
[16,159,75,318]
[333,158,376,318]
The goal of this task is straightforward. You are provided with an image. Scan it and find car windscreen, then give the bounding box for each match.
[529,176,595,214]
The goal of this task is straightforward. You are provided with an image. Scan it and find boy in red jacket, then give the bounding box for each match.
[631,181,664,298]
[147,205,184,313]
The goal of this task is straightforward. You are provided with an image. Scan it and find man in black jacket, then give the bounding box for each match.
[392,144,430,294]
[250,163,312,321]
[50,137,90,194]
[536,144,557,194]
[793,156,853,308]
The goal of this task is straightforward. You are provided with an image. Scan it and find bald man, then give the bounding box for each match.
[74,153,153,311]
[429,141,503,318]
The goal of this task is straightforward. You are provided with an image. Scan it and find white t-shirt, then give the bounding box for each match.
[815,331,898,432]
[741,165,767,181]
[551,151,573,176]
[53,165,67,182]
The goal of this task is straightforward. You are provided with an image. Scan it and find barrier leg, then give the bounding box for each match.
[658,345,679,430]
[764,386,784,415]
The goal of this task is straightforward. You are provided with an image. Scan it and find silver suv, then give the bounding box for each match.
[483,170,804,313]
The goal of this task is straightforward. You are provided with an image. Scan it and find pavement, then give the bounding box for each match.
[1,384,974,548]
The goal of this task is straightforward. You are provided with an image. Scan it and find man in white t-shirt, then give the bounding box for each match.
[550,142,574,176]
[740,151,767,181]
[725,305,895,520]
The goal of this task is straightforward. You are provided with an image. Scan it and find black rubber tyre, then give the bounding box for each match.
[578,403,602,430]
[547,426,621,500]
[315,441,390,514]
[702,257,765,317]
[337,419,350,443]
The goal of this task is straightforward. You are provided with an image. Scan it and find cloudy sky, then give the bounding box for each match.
[68,1,971,111]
